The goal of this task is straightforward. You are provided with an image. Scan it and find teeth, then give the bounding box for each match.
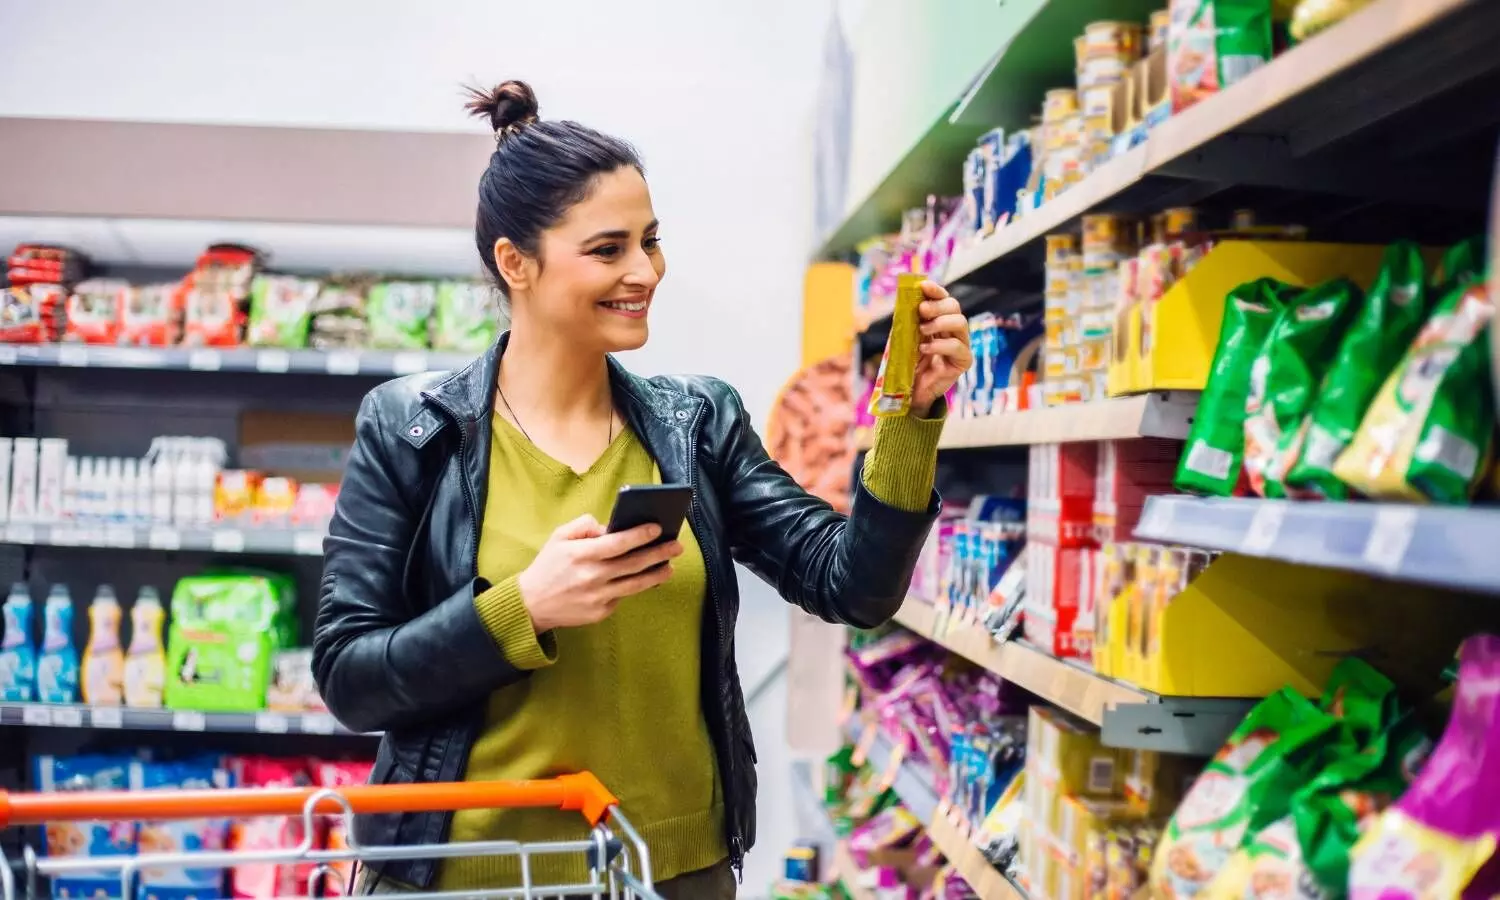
[603,300,647,312]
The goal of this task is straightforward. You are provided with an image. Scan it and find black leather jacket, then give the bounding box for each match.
[313,335,938,887]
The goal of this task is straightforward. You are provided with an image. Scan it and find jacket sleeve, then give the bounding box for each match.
[313,392,532,734]
[711,383,941,629]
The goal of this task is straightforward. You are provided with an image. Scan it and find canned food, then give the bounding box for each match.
[1046,234,1079,264]
[1082,214,1134,270]
[1081,85,1117,120]
[1077,55,1131,89]
[1149,10,1171,53]
[1084,20,1143,61]
[1043,88,1079,122]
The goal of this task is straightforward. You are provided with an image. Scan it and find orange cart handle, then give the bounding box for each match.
[0,772,619,830]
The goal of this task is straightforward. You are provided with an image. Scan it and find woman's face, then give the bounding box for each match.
[508,166,666,352]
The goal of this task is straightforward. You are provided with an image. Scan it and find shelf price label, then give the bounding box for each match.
[256,350,292,373]
[57,346,89,367]
[91,706,125,729]
[22,705,53,726]
[255,712,291,734]
[1241,504,1286,555]
[211,530,246,553]
[325,352,361,375]
[52,706,85,728]
[172,711,207,732]
[104,526,137,549]
[301,714,338,735]
[391,352,428,375]
[4,523,36,544]
[293,532,325,556]
[188,350,222,371]
[0,346,17,365]
[1362,507,1418,574]
[148,527,182,551]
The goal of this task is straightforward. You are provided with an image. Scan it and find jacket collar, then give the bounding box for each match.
[424,330,703,430]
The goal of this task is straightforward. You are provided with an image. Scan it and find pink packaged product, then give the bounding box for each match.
[228,756,315,900]
[848,806,923,870]
[1350,634,1500,900]
[1093,438,1182,543]
[316,760,375,894]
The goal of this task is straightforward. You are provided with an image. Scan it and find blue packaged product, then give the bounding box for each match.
[977,129,1007,236]
[963,147,987,236]
[35,754,137,900]
[132,757,234,900]
[995,131,1034,225]
[1,582,36,701]
[37,584,78,704]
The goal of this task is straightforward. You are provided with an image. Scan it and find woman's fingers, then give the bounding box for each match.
[919,336,971,359]
[920,313,970,337]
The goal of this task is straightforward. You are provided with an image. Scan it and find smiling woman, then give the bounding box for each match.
[313,79,972,900]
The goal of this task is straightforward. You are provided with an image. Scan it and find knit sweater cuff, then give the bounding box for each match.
[474,576,557,670]
[860,399,946,513]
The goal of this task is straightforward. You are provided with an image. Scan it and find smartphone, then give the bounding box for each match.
[606,484,692,549]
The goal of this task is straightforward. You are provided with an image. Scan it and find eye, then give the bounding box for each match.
[644,235,663,252]
[589,244,621,259]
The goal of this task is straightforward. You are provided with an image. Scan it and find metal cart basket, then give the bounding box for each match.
[1,772,663,900]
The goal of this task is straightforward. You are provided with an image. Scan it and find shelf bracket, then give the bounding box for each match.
[1100,697,1255,755]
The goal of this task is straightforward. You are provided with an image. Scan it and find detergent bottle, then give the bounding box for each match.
[0,582,36,701]
[124,587,166,708]
[37,584,79,704]
[82,585,125,705]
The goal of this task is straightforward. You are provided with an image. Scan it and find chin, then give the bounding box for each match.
[606,324,650,352]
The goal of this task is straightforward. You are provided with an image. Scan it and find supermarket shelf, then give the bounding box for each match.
[857,725,940,826]
[944,0,1490,287]
[853,393,1196,451]
[892,599,1250,755]
[0,702,370,737]
[1135,495,1500,596]
[0,343,475,377]
[833,842,876,900]
[0,522,327,557]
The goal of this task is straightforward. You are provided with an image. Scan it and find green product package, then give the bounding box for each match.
[1175,278,1298,496]
[367,281,437,349]
[432,281,501,352]
[164,574,296,712]
[1334,281,1496,504]
[1169,0,1274,113]
[1242,278,1364,498]
[1149,689,1344,899]
[1432,235,1486,296]
[1284,242,1429,499]
[246,275,319,348]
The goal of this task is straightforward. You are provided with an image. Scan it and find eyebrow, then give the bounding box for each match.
[581,220,659,244]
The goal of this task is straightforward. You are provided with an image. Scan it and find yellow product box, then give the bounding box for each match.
[1124,749,1199,817]
[1024,760,1065,841]
[1058,796,1142,864]
[1027,706,1128,800]
[1045,349,1068,379]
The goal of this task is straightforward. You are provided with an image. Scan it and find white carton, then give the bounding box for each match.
[37,438,68,523]
[9,438,38,523]
[0,438,11,523]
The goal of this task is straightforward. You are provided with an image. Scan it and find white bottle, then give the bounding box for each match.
[104,458,123,522]
[193,453,217,526]
[119,459,137,524]
[173,440,197,527]
[133,459,152,526]
[61,457,80,522]
[74,458,93,522]
[152,451,174,525]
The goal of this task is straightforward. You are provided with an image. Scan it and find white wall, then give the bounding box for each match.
[0,2,831,893]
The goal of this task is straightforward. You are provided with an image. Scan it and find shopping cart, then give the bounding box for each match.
[0,772,664,900]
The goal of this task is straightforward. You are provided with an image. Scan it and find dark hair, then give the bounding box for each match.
[464,80,644,294]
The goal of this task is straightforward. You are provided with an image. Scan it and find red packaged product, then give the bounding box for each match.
[1028,442,1098,547]
[1094,438,1183,543]
[64,280,129,345]
[228,757,316,900]
[1024,542,1092,658]
[121,284,185,347]
[182,246,259,347]
[314,760,375,894]
[1,285,66,343]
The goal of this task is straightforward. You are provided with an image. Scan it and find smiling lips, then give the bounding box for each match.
[600,297,650,318]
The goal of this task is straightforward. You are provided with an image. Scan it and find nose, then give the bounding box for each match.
[621,246,662,291]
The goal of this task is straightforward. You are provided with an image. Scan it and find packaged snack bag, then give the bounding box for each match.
[229,756,316,899]
[1350,634,1500,900]
[1432,235,1486,296]
[1243,278,1363,497]
[1168,0,1274,113]
[432,281,501,351]
[1333,282,1495,504]
[35,754,137,900]
[246,275,320,348]
[868,273,926,417]
[120,284,183,347]
[133,756,234,900]
[1150,689,1340,899]
[1175,278,1297,495]
[65,279,128,345]
[366,280,436,349]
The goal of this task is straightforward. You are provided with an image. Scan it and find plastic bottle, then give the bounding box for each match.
[133,458,152,526]
[124,587,166,708]
[119,459,138,524]
[173,439,197,526]
[36,584,78,703]
[105,458,124,522]
[61,457,80,522]
[0,583,36,702]
[82,585,124,705]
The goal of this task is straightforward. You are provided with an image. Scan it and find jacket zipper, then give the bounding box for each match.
[684,404,745,880]
[426,396,482,577]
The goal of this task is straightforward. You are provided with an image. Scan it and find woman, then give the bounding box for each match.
[312,80,972,899]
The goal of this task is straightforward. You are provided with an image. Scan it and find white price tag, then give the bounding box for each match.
[105,526,136,548]
[1241,504,1286,555]
[48,527,78,546]
[172,711,207,732]
[325,352,361,375]
[91,706,125,728]
[391,352,428,375]
[22,705,53,726]
[0,346,16,365]
[188,349,222,371]
[75,527,103,547]
[1136,500,1172,537]
[293,532,324,556]
[52,706,84,728]
[4,523,36,544]
[255,712,291,734]
[211,530,246,553]
[256,350,291,373]
[57,345,89,367]
[1362,507,1418,574]
[301,714,337,735]
[148,527,181,550]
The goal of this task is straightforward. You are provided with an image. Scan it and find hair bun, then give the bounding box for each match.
[464,80,540,136]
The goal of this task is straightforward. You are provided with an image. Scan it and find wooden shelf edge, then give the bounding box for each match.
[926,810,1027,900]
[942,0,1472,286]
[892,599,1148,725]
[855,393,1194,452]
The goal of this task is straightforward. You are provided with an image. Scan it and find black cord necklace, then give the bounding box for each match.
[497,384,614,448]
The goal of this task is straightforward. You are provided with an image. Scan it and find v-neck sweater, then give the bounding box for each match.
[436,408,942,890]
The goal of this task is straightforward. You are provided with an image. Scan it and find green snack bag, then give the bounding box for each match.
[1169,0,1275,114]
[164,574,285,712]
[246,275,319,348]
[1149,689,1343,899]
[432,281,501,352]
[1284,243,1428,499]
[367,280,437,349]
[1242,278,1363,498]
[1335,282,1496,504]
[1432,235,1486,296]
[1175,278,1298,496]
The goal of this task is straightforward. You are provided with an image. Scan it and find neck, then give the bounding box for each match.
[497,324,613,421]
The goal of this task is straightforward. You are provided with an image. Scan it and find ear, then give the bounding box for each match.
[493,237,535,293]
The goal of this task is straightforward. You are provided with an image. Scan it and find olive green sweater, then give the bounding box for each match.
[437,409,942,889]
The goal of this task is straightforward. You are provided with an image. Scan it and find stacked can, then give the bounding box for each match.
[1039,89,1082,203]
[1075,19,1144,173]
[1083,214,1140,401]
[1042,234,1080,407]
